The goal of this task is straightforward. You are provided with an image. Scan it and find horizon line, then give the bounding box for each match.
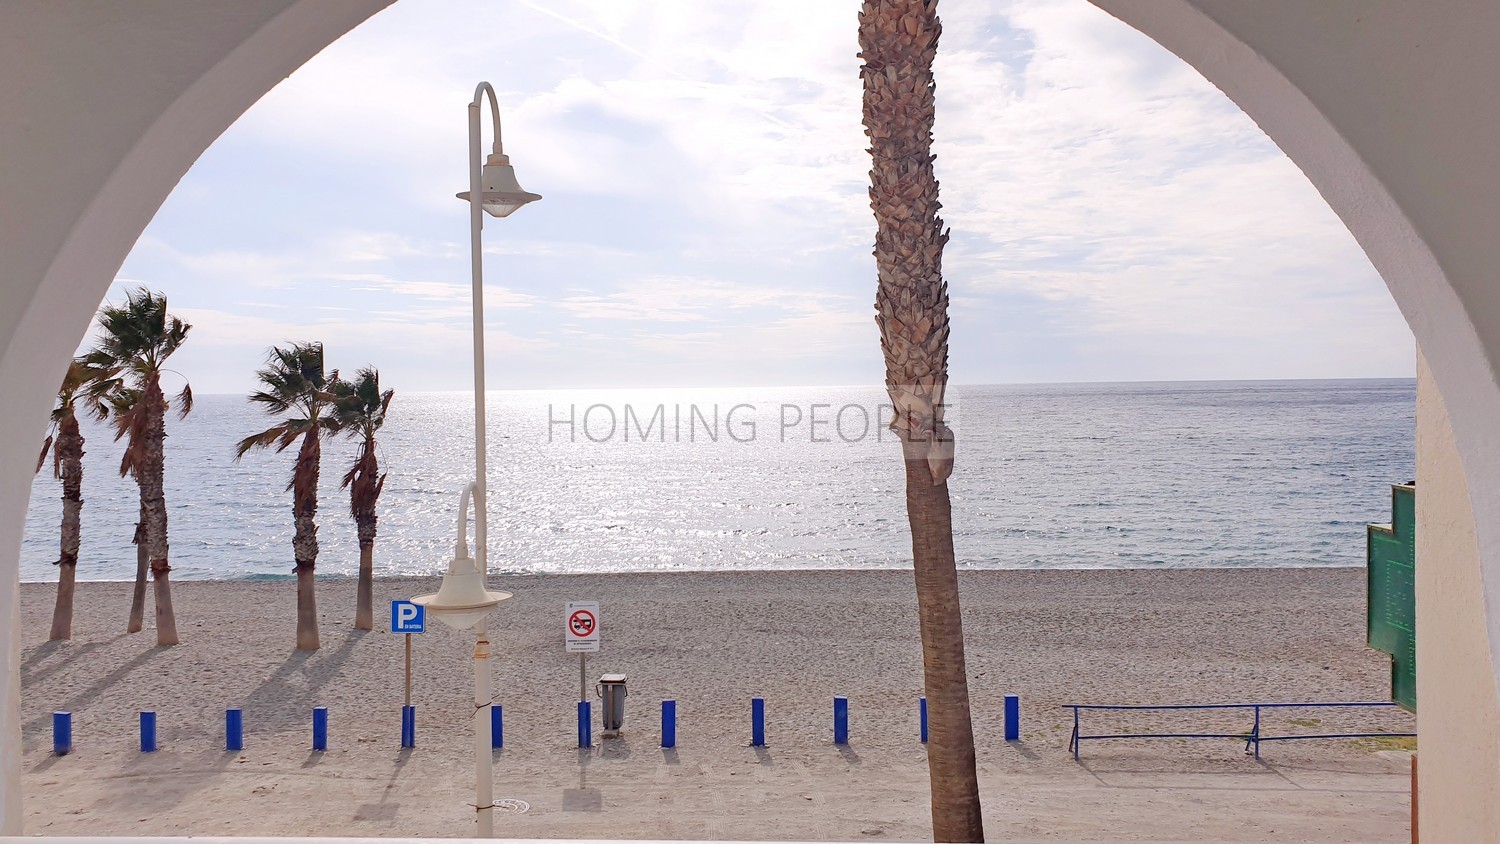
[179,374,1417,397]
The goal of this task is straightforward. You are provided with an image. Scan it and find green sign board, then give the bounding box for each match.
[1367,484,1415,712]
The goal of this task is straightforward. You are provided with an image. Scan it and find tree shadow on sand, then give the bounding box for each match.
[237,629,367,733]
[108,629,371,821]
[21,645,165,747]
[21,634,130,688]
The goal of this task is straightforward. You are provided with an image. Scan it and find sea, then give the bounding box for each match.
[19,379,1415,582]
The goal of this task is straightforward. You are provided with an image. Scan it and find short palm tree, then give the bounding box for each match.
[235,342,340,651]
[35,360,97,641]
[331,367,394,631]
[860,1,984,840]
[82,288,192,647]
[95,385,150,634]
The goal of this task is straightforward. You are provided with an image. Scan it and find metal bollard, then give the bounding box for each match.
[751,697,766,747]
[920,697,928,743]
[1004,695,1020,742]
[492,705,503,749]
[833,696,849,745]
[400,705,415,749]
[53,711,72,756]
[226,709,243,751]
[312,707,328,751]
[140,711,157,752]
[662,699,677,749]
[578,701,592,748]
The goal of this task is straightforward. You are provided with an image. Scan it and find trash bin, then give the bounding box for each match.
[597,673,628,737]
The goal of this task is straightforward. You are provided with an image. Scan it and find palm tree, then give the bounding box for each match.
[35,360,97,641]
[235,342,340,651]
[859,1,983,840]
[83,288,192,647]
[331,367,394,631]
[94,385,150,634]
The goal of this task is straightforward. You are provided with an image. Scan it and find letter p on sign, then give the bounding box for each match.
[392,600,425,634]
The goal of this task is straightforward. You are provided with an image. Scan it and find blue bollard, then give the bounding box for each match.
[140,711,157,752]
[578,701,592,748]
[53,711,72,756]
[312,706,328,751]
[920,697,928,743]
[834,696,849,745]
[662,699,677,749]
[1004,694,1020,742]
[226,709,243,751]
[492,705,503,749]
[751,697,765,747]
[400,705,415,749]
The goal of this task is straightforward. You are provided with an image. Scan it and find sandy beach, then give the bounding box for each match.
[18,568,1413,841]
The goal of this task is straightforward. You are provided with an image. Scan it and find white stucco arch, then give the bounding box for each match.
[3,0,1498,835]
[0,1,394,828]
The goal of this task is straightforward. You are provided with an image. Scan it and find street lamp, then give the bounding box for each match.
[413,80,540,839]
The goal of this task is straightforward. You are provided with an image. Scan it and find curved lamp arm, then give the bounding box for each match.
[472,82,503,156]
[456,481,478,560]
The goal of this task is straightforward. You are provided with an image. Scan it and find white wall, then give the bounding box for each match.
[1416,349,1500,841]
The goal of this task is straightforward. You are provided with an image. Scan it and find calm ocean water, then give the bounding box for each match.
[20,379,1414,582]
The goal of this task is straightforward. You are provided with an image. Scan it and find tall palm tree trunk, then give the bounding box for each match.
[860,1,983,840]
[128,509,147,633]
[49,413,83,641]
[51,563,78,642]
[906,454,981,840]
[293,430,322,651]
[295,565,318,650]
[141,378,179,646]
[355,528,375,631]
[352,441,380,631]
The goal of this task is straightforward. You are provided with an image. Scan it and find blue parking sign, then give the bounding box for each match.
[391,600,425,633]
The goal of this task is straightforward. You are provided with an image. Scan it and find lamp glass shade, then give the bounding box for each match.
[412,550,511,631]
[457,157,542,218]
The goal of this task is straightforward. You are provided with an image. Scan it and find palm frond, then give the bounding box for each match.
[36,435,53,476]
[247,390,294,416]
[290,429,321,500]
[81,371,121,421]
[104,396,148,479]
[330,366,393,441]
[176,383,193,420]
[234,424,291,462]
[276,421,309,453]
[84,287,192,386]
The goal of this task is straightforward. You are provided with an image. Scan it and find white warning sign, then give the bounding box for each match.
[565,601,600,653]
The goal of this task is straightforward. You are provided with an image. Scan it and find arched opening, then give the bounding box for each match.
[5,0,1494,839]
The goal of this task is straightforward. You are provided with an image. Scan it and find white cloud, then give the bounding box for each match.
[116,0,1411,391]
[558,275,853,322]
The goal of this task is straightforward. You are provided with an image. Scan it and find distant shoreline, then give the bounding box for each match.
[18,561,1369,585]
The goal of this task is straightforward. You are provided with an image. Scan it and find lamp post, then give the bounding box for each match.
[413,81,540,839]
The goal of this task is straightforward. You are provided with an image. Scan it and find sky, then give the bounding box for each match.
[103,0,1416,394]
